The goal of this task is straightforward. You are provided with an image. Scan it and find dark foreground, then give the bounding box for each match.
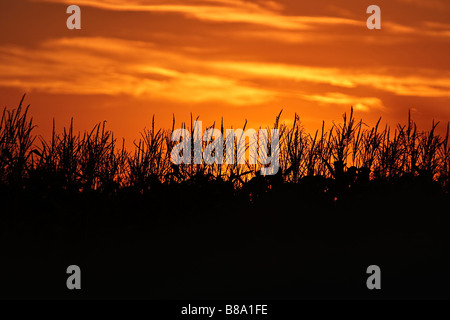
[1,175,449,300]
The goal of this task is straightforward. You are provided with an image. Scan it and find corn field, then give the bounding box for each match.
[1,95,449,194]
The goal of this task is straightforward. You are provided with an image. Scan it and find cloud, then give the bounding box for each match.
[37,0,362,30]
[206,61,450,98]
[301,93,385,112]
[2,36,450,112]
[0,37,275,105]
[384,21,450,38]
[37,0,450,45]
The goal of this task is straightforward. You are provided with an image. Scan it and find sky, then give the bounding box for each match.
[0,0,449,144]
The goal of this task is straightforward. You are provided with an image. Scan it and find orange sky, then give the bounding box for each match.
[0,0,449,145]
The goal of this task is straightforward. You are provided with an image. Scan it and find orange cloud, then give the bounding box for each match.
[0,37,275,105]
[2,35,450,112]
[37,0,362,30]
[301,93,385,112]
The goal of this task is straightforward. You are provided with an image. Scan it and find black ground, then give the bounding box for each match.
[1,174,449,299]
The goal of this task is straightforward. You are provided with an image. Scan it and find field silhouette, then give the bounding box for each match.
[1,95,449,299]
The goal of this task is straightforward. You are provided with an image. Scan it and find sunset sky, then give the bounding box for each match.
[0,0,449,143]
